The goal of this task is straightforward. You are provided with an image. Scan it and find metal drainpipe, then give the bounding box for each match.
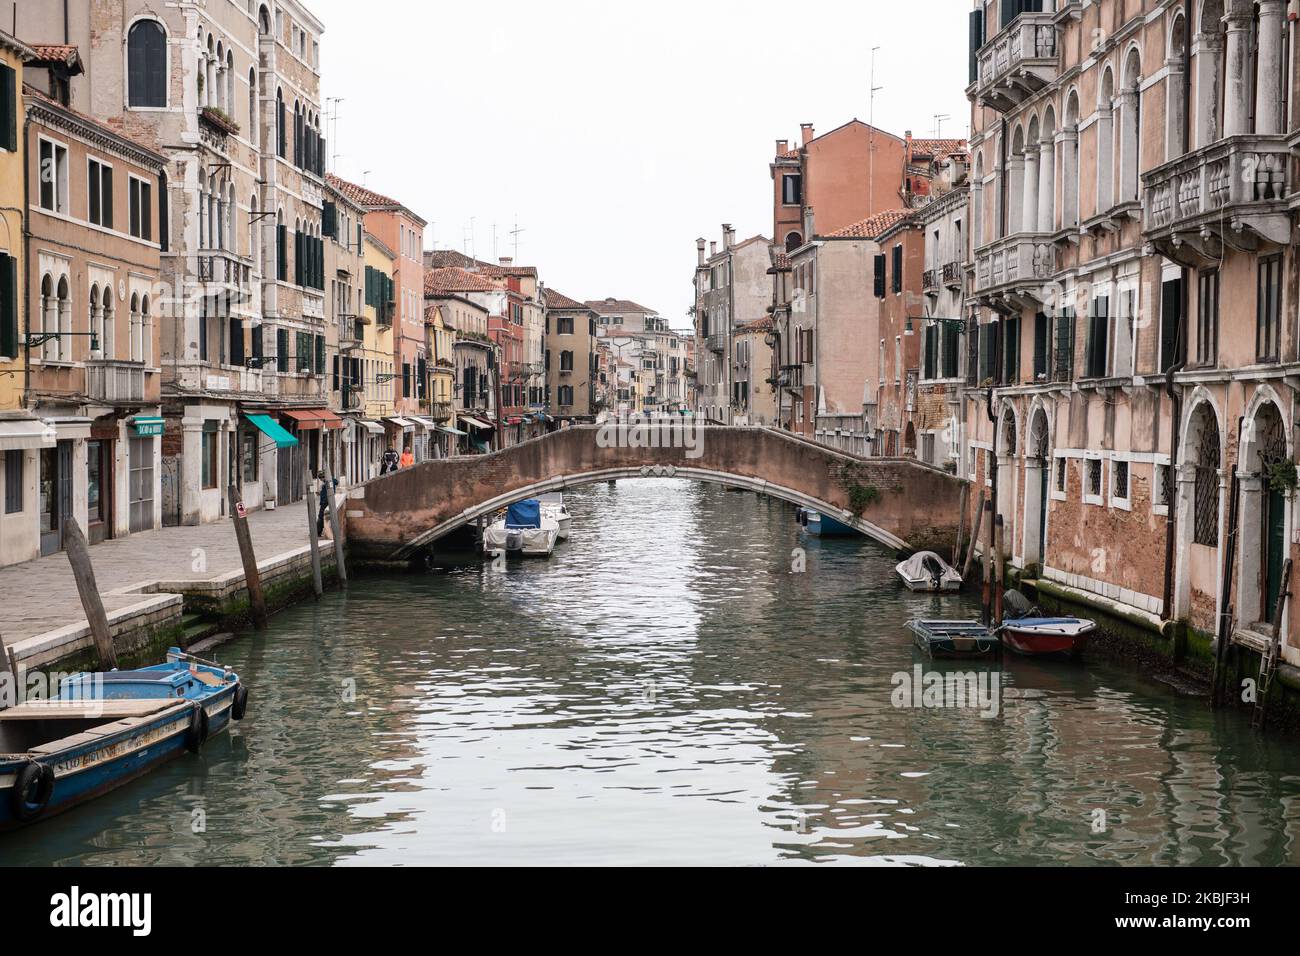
[21,105,30,410]
[1161,0,1193,621]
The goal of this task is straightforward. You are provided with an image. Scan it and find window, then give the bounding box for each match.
[87,159,113,228]
[782,173,802,205]
[873,254,886,298]
[1154,462,1173,512]
[38,138,69,213]
[0,62,17,152]
[1112,459,1129,502]
[127,20,167,108]
[1197,270,1219,366]
[1159,276,1183,372]
[201,421,218,489]
[1193,413,1220,546]
[1257,254,1282,363]
[4,449,21,513]
[557,315,574,335]
[1053,306,1075,382]
[1056,456,1067,493]
[558,385,574,406]
[276,327,289,372]
[891,244,903,294]
[1033,312,1049,379]
[1085,295,1109,378]
[1002,315,1020,385]
[0,252,16,358]
[241,428,258,483]
[129,176,152,240]
[1086,458,1102,501]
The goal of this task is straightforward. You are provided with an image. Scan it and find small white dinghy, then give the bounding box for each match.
[482,500,560,557]
[537,492,571,540]
[895,550,963,592]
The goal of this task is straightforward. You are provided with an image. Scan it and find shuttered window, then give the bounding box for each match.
[0,63,16,152]
[88,159,113,228]
[0,252,16,358]
[891,244,903,293]
[127,20,167,108]
[1085,296,1109,378]
[873,254,886,298]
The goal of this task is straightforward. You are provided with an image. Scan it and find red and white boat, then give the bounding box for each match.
[999,616,1096,659]
[999,590,1096,659]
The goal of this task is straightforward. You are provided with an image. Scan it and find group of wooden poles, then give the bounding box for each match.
[0,464,352,692]
[950,485,1005,628]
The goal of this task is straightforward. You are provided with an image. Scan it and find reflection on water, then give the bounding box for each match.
[6,479,1300,865]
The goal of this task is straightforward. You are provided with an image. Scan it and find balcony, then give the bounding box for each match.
[922,268,940,296]
[941,261,963,291]
[197,249,254,306]
[1142,135,1291,265]
[973,234,1056,308]
[706,333,726,353]
[974,13,1059,113]
[85,359,147,403]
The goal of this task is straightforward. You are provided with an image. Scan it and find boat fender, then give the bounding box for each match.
[10,760,54,821]
[231,683,249,721]
[186,704,210,753]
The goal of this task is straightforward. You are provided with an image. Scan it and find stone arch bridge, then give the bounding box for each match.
[342,425,965,563]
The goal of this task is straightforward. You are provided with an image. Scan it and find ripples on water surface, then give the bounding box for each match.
[6,479,1300,866]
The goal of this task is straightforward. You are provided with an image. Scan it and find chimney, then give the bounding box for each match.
[499,256,513,266]
[905,130,913,162]
[696,237,707,267]
[800,123,814,145]
[710,241,717,257]
[723,223,735,250]
[776,138,789,155]
[803,206,815,240]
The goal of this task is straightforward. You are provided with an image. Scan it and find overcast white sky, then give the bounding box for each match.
[312,0,972,329]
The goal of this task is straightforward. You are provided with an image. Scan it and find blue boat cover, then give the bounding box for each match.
[505,499,541,528]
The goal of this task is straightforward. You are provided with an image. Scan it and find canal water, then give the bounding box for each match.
[7,478,1300,866]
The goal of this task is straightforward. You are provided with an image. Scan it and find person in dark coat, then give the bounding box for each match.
[316,470,337,536]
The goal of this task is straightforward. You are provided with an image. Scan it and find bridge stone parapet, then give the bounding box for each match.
[342,425,965,562]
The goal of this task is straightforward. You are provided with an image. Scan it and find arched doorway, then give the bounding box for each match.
[1175,398,1222,624]
[1254,402,1288,623]
[996,405,1018,557]
[903,422,916,457]
[1024,406,1050,568]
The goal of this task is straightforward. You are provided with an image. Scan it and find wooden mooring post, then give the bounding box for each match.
[0,631,17,710]
[324,462,347,589]
[952,483,969,568]
[993,514,1006,627]
[62,516,118,670]
[228,483,269,630]
[1253,557,1293,732]
[962,491,987,582]
[306,476,324,599]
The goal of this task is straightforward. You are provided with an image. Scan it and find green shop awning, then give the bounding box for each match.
[246,413,298,448]
[131,416,165,436]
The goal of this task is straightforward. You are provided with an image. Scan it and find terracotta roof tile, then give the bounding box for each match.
[424,267,498,296]
[910,138,968,157]
[541,287,588,310]
[325,173,426,226]
[424,249,538,279]
[584,297,657,315]
[30,44,81,70]
[823,209,912,240]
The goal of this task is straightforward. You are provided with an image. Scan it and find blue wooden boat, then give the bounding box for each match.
[907,618,1001,659]
[797,507,858,537]
[0,648,245,831]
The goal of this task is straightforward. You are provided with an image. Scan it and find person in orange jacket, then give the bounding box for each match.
[400,445,414,469]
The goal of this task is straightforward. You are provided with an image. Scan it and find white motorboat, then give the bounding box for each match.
[482,499,559,557]
[895,550,963,592]
[537,492,571,540]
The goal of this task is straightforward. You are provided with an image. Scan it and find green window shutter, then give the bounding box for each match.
[322,201,336,239]
[0,64,14,153]
[0,253,15,358]
[315,334,325,374]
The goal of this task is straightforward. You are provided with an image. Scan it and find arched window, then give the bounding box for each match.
[102,287,115,360]
[56,276,71,361]
[972,152,985,246]
[1192,404,1220,546]
[88,285,102,358]
[129,292,141,363]
[1037,106,1057,233]
[784,231,802,253]
[1119,49,1142,204]
[1063,90,1080,227]
[1096,67,1115,213]
[248,68,258,148]
[141,295,152,366]
[127,20,167,107]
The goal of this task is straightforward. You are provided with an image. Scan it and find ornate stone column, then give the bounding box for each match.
[1193,31,1223,147]
[1022,144,1040,235]
[1037,136,1055,233]
[1058,127,1079,227]
[1223,5,1254,136]
[1255,0,1286,135]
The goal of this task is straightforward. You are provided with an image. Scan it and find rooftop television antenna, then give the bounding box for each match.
[869,46,883,127]
[933,113,951,138]
[510,216,526,261]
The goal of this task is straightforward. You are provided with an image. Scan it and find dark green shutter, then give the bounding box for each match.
[873,254,886,298]
[0,253,15,358]
[323,201,336,239]
[0,64,15,152]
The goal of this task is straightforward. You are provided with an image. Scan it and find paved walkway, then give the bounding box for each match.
[0,502,322,643]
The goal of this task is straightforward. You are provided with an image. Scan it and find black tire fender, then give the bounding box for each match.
[231,683,249,722]
[10,760,54,822]
[186,703,210,754]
